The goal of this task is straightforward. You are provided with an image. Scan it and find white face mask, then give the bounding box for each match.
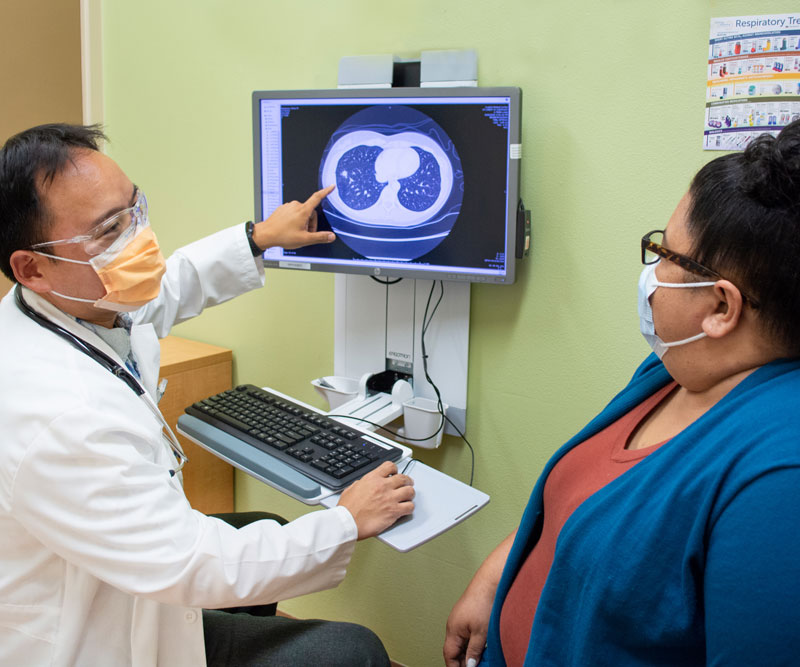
[637,262,716,359]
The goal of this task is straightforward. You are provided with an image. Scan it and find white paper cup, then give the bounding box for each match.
[311,376,360,409]
[402,397,447,448]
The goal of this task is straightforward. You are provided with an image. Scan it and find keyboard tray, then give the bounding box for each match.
[184,384,404,491]
[177,414,322,500]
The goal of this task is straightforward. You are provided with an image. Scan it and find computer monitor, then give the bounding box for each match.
[252,87,522,284]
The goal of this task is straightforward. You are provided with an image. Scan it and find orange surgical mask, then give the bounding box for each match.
[37,226,166,312]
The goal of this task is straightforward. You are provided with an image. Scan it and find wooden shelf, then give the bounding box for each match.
[159,335,234,514]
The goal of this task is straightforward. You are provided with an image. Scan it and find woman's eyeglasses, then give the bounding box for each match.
[641,229,759,308]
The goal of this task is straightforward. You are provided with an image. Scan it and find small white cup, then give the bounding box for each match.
[311,376,360,409]
[401,397,447,449]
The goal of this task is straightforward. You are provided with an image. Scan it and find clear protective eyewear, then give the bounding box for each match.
[30,187,149,257]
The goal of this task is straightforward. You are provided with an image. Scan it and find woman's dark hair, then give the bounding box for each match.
[0,123,108,281]
[688,118,800,354]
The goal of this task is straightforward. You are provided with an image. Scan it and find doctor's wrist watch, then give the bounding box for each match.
[244,220,263,256]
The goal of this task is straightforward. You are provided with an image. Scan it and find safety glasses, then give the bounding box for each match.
[30,187,149,257]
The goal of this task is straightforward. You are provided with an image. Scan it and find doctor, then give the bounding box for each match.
[0,123,414,666]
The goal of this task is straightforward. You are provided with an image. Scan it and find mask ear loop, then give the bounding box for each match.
[652,279,718,289]
[638,263,718,359]
[33,250,91,264]
[658,330,708,349]
[32,251,100,304]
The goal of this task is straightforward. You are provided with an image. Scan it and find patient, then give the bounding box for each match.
[444,119,800,666]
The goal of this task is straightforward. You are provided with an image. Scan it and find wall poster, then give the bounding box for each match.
[705,14,800,150]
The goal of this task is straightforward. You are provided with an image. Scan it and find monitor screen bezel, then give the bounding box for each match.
[252,86,522,285]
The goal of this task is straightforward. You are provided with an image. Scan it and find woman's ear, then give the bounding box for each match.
[9,250,53,293]
[702,279,743,339]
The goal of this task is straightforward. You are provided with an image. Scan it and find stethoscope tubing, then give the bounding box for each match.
[14,285,188,474]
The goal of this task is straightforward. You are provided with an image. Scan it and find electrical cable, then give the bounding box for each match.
[421,281,475,486]
[325,413,445,443]
[370,275,403,285]
[330,279,477,486]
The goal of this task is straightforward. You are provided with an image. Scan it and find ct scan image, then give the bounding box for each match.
[319,105,464,261]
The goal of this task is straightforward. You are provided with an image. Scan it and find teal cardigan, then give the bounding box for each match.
[483,354,800,666]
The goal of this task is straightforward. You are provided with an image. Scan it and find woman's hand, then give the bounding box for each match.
[444,577,495,667]
[443,530,517,666]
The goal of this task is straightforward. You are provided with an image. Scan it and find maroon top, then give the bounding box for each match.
[499,381,677,666]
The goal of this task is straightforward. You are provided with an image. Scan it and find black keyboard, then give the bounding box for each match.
[185,384,404,491]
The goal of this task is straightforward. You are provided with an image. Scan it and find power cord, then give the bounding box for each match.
[330,279,476,486]
[421,281,475,486]
[326,413,443,443]
[370,275,403,285]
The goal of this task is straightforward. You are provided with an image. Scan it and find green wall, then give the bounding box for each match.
[102,1,792,664]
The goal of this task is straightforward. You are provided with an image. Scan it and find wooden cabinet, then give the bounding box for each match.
[158,336,234,514]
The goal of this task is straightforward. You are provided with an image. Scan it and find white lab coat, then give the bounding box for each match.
[0,225,357,666]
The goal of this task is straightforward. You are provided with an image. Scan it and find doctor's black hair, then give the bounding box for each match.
[687,118,800,355]
[0,123,108,281]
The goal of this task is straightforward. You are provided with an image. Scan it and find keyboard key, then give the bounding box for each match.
[333,465,355,479]
[212,412,251,433]
[350,456,369,469]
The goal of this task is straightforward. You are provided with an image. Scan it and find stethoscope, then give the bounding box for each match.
[15,285,188,476]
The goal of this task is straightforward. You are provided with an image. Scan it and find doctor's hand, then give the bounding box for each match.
[337,461,415,540]
[253,185,337,250]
